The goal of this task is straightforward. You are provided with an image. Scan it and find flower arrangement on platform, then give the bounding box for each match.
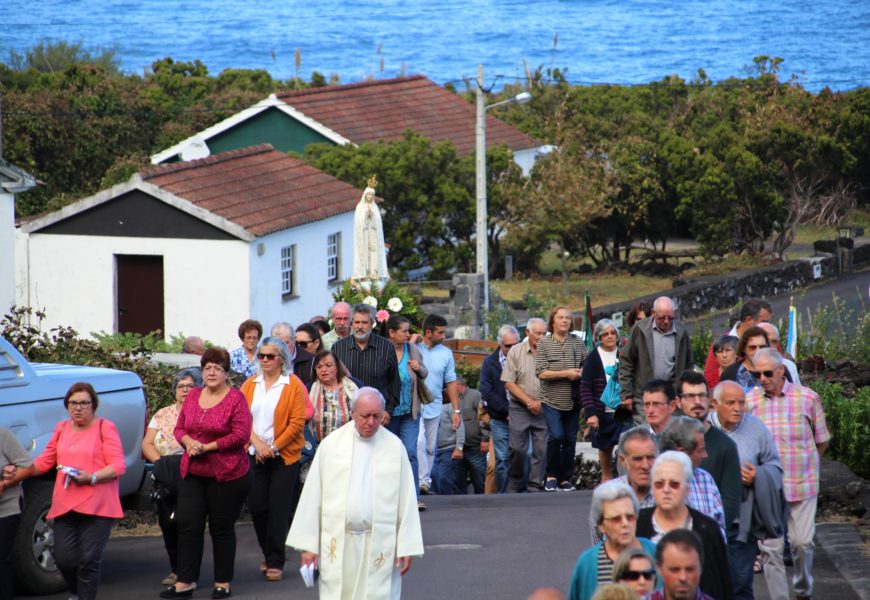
[333,280,425,334]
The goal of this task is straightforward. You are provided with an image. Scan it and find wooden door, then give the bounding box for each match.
[116,254,164,336]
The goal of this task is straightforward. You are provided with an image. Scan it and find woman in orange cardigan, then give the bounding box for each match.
[240,336,309,582]
[30,382,126,600]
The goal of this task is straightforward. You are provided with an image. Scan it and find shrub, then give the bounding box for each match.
[815,382,870,479]
[796,292,870,362]
[455,358,481,390]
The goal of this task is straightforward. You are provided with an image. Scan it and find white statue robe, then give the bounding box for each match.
[352,189,389,282]
[287,422,423,600]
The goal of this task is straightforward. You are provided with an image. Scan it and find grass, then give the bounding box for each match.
[493,273,671,310]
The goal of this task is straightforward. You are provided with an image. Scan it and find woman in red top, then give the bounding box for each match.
[30,382,126,600]
[162,348,252,600]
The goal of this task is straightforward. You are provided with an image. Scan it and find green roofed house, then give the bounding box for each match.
[150,75,546,174]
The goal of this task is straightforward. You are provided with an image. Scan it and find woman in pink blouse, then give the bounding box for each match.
[162,348,252,600]
[30,382,126,600]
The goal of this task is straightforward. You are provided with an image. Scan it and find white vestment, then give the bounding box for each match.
[352,187,389,282]
[287,422,423,600]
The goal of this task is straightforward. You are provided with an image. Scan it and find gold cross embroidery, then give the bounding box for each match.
[374,552,386,570]
[327,538,337,562]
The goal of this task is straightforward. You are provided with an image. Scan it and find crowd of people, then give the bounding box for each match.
[0,294,832,600]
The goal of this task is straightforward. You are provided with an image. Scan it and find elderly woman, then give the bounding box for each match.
[295,322,324,356]
[240,336,308,582]
[163,348,252,599]
[29,382,126,600]
[1,428,34,598]
[635,451,734,600]
[230,319,263,378]
[580,318,631,481]
[612,548,657,597]
[309,350,359,443]
[537,305,588,492]
[720,326,769,391]
[142,368,203,587]
[568,481,656,600]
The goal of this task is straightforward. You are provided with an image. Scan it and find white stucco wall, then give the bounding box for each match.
[514,145,555,176]
[19,234,250,348]
[0,193,14,312]
[249,211,355,330]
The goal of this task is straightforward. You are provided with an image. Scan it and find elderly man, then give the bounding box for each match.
[703,298,771,389]
[181,336,205,355]
[502,317,549,492]
[287,387,423,600]
[675,370,741,540]
[569,481,657,600]
[270,321,315,388]
[455,375,488,494]
[757,322,801,385]
[648,529,714,600]
[480,324,520,493]
[747,348,830,600]
[619,296,694,423]
[709,380,784,600]
[416,314,460,497]
[321,301,352,351]
[332,305,399,420]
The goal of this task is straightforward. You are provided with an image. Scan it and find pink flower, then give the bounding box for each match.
[376,309,390,323]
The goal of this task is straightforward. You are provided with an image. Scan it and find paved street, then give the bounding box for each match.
[34,492,863,600]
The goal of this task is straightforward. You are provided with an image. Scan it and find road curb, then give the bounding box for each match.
[816,521,870,600]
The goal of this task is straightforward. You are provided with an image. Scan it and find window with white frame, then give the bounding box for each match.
[281,245,296,296]
[327,232,341,282]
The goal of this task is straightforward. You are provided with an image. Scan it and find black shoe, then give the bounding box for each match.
[160,585,196,599]
[211,586,231,599]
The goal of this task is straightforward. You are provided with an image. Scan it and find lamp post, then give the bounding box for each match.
[475,64,531,338]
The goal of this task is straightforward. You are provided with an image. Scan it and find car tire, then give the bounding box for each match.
[13,479,66,595]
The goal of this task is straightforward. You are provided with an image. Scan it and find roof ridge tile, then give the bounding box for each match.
[141,144,275,180]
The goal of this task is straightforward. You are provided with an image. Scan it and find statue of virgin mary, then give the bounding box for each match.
[351,175,389,288]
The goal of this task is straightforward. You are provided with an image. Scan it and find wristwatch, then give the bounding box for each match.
[453,409,461,414]
[90,473,98,486]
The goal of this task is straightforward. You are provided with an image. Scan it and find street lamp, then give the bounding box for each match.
[475,64,531,338]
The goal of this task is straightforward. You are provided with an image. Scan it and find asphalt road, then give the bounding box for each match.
[33,492,861,600]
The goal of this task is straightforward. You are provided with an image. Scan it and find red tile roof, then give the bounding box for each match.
[141,145,361,236]
[276,75,537,155]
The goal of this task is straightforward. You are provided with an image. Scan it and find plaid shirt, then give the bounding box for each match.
[646,590,713,600]
[747,382,831,502]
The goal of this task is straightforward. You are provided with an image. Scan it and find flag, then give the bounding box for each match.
[584,290,594,351]
[785,301,798,359]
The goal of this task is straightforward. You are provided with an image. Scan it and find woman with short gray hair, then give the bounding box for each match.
[569,480,656,600]
[580,318,630,482]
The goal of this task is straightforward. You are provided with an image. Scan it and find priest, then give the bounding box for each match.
[286,387,423,600]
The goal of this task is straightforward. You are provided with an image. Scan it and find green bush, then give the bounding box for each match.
[92,330,190,353]
[455,359,481,390]
[815,382,870,479]
[796,292,870,362]
[2,307,178,415]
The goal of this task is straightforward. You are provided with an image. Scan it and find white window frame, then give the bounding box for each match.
[327,232,341,282]
[281,244,296,297]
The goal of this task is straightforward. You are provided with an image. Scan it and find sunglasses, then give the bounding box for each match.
[257,352,278,361]
[750,370,776,379]
[653,479,682,490]
[602,513,637,524]
[621,569,656,582]
[746,344,769,351]
[297,339,314,347]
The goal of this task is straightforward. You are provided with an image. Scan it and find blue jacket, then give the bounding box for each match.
[479,349,509,420]
[568,538,658,600]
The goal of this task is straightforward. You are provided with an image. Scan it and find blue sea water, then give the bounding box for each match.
[3,0,870,92]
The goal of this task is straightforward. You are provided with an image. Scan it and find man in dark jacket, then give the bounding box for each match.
[479,325,519,493]
[271,321,315,388]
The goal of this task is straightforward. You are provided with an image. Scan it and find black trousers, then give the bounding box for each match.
[52,512,115,600]
[156,495,179,573]
[249,456,300,569]
[0,513,20,600]
[176,471,252,585]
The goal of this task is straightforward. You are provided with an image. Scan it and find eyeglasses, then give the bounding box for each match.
[68,400,92,409]
[176,383,196,391]
[203,365,225,373]
[620,569,657,582]
[750,369,776,379]
[653,479,682,490]
[656,315,675,321]
[257,353,278,361]
[297,339,314,348]
[746,344,769,351]
[502,343,516,349]
[602,513,637,524]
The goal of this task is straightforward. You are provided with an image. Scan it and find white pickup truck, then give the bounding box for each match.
[0,336,148,595]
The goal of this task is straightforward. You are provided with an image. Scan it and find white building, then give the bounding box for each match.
[16,145,361,348]
[1,158,37,312]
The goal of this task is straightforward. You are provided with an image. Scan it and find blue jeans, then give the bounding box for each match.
[455,448,487,494]
[431,448,460,495]
[489,418,510,493]
[728,537,756,600]
[542,403,580,483]
[387,413,420,498]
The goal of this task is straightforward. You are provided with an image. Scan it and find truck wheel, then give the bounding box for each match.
[13,480,66,595]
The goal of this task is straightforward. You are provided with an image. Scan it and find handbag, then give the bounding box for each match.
[599,364,622,410]
[299,425,319,465]
[418,379,435,405]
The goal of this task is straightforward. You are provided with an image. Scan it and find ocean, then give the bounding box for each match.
[3,0,869,91]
